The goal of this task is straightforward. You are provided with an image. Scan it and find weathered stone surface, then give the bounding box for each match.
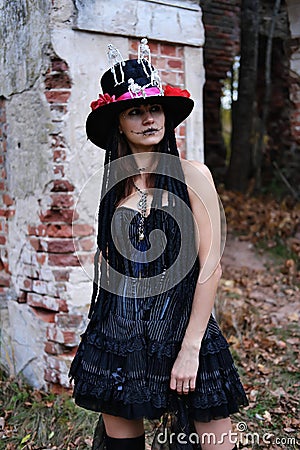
[286,0,300,39]
[6,302,48,388]
[287,0,300,80]
[74,0,204,47]
[0,298,12,375]
[0,0,50,97]
[6,89,52,198]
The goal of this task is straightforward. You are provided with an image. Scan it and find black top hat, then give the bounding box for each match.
[86,57,194,149]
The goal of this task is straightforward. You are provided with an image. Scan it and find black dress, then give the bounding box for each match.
[69,205,248,433]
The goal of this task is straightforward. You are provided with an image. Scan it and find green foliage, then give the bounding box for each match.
[256,238,299,270]
[261,176,291,200]
[0,372,98,449]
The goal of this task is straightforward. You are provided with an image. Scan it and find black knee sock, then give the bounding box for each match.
[105,433,145,450]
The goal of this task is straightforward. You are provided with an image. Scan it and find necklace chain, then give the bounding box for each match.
[133,181,148,241]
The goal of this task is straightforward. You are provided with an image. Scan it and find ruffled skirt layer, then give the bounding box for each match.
[70,313,248,422]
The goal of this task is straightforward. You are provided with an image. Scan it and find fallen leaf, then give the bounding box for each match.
[21,434,31,444]
[291,418,300,428]
[223,279,235,287]
[288,312,299,322]
[276,340,287,349]
[263,410,272,422]
[228,335,239,345]
[249,389,258,401]
[270,387,287,398]
[257,363,271,374]
[271,407,285,414]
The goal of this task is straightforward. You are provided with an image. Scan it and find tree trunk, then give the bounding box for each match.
[226,0,259,192]
[255,0,282,191]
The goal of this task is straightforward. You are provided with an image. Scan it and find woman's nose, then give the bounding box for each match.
[142,109,155,124]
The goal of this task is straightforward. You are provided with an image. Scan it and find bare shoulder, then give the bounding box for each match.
[181,159,215,186]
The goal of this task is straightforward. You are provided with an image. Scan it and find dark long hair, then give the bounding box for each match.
[88,115,199,319]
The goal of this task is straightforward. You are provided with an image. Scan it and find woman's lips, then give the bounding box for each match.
[131,127,163,136]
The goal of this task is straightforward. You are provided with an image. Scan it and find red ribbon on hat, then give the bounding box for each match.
[163,85,191,98]
[90,93,116,110]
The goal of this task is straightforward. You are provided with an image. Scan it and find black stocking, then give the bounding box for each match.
[105,433,145,450]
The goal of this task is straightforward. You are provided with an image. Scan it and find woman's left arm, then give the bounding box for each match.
[170,161,223,394]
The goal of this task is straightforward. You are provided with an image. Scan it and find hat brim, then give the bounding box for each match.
[86,96,194,149]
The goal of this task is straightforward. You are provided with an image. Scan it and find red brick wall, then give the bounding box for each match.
[201,0,241,176]
[15,54,95,390]
[129,39,187,157]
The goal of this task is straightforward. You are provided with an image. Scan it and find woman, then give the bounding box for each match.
[69,40,248,450]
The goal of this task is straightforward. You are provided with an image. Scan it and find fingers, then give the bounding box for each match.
[170,374,177,391]
[170,377,196,395]
[189,377,196,392]
[182,381,190,395]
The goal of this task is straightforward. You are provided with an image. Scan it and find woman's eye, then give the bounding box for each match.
[150,105,162,113]
[128,108,140,116]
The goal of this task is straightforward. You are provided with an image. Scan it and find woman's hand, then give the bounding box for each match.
[170,344,200,395]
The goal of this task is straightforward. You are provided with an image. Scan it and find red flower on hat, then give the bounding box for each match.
[90,93,116,110]
[163,85,191,98]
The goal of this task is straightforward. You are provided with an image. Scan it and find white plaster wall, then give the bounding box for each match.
[0,1,54,385]
[0,303,13,375]
[0,0,50,97]
[74,0,204,47]
[4,302,48,388]
[1,0,53,301]
[2,89,53,386]
[185,46,205,162]
[6,87,53,295]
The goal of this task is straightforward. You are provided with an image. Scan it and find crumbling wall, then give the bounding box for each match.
[0,0,98,389]
[0,0,53,388]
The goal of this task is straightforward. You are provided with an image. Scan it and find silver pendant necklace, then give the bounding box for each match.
[133,181,148,241]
